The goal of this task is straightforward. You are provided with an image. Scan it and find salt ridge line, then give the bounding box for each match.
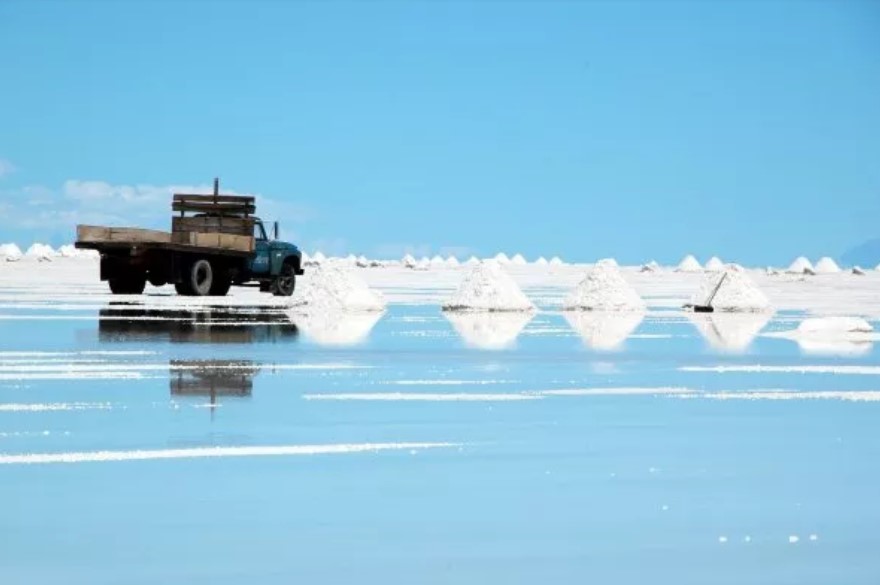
[0,373,151,381]
[0,350,155,357]
[388,379,517,386]
[680,365,880,375]
[0,442,460,465]
[683,390,880,402]
[304,392,540,402]
[0,402,113,412]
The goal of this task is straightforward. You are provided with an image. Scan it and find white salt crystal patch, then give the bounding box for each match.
[563,312,644,351]
[789,535,799,544]
[765,318,876,355]
[681,365,880,375]
[744,535,752,543]
[289,262,385,312]
[444,311,533,349]
[676,254,702,272]
[797,317,873,335]
[562,259,645,311]
[814,257,841,274]
[705,256,725,271]
[809,534,818,541]
[688,269,771,312]
[718,536,728,544]
[694,390,880,402]
[787,256,814,273]
[443,261,534,312]
[510,253,527,265]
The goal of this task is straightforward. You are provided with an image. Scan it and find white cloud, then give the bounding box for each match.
[0,159,15,178]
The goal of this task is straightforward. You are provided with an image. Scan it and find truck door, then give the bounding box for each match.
[249,222,271,275]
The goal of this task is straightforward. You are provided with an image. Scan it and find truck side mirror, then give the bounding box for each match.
[273,221,279,240]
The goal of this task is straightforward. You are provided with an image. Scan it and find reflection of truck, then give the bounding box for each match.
[75,179,303,296]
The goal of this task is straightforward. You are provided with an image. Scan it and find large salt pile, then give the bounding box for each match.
[510,253,527,266]
[535,257,549,266]
[562,259,645,311]
[444,312,533,350]
[676,254,702,272]
[493,253,512,265]
[814,257,841,274]
[548,256,565,266]
[290,263,385,312]
[25,243,56,261]
[0,243,23,262]
[312,251,326,264]
[402,254,417,268]
[445,255,460,267]
[687,268,771,312]
[704,256,725,271]
[766,317,876,356]
[786,256,813,274]
[564,311,643,351]
[442,260,534,312]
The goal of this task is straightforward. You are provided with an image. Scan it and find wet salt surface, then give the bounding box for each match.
[1,301,879,584]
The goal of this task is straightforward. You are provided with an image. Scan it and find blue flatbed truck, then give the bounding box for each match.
[75,179,304,297]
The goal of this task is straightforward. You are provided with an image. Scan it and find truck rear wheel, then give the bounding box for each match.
[271,263,296,296]
[175,258,214,297]
[108,274,146,295]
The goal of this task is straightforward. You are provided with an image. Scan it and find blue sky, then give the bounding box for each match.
[1,0,878,264]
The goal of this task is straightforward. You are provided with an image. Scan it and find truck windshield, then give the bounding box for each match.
[254,222,267,241]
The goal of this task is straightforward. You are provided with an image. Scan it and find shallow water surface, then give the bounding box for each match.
[1,303,879,584]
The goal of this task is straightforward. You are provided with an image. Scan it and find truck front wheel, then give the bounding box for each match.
[108,274,146,295]
[271,263,296,296]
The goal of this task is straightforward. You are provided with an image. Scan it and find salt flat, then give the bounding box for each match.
[1,257,879,584]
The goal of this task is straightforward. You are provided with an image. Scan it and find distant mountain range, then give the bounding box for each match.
[841,238,880,268]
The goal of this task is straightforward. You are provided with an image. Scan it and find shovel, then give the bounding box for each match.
[692,272,727,313]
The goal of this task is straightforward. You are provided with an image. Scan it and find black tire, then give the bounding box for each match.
[271,263,296,296]
[187,259,214,296]
[174,281,194,296]
[147,272,168,287]
[108,274,146,295]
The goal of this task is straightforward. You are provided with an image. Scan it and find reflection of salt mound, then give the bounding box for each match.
[292,263,385,312]
[442,261,534,312]
[445,255,460,267]
[26,243,56,261]
[705,256,724,271]
[798,317,872,335]
[1,243,23,262]
[511,253,527,265]
[293,311,383,346]
[787,256,813,273]
[688,269,771,312]
[444,311,533,350]
[814,257,841,274]
[465,256,480,266]
[494,253,511,265]
[549,256,564,266]
[686,312,771,351]
[564,311,644,351]
[676,254,702,272]
[563,260,645,311]
[535,257,549,266]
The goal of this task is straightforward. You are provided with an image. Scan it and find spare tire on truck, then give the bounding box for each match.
[175,258,214,296]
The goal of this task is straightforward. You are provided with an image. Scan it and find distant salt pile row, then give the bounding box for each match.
[1,242,100,262]
[563,259,645,312]
[688,268,771,312]
[290,262,385,313]
[784,256,848,275]
[442,261,534,312]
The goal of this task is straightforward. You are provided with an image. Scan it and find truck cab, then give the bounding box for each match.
[248,219,303,296]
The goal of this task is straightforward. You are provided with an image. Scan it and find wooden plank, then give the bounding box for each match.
[172,231,254,252]
[172,217,253,236]
[77,225,171,244]
[172,201,256,215]
[172,194,255,203]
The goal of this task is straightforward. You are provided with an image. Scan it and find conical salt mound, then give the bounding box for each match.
[465,256,480,266]
[814,257,841,274]
[493,253,511,265]
[413,258,430,271]
[291,263,385,312]
[786,256,813,274]
[445,255,460,267]
[402,254,417,268]
[640,260,660,273]
[429,255,445,267]
[57,244,79,258]
[704,256,724,271]
[852,266,866,276]
[442,261,534,312]
[1,243,24,261]
[535,257,549,266]
[687,269,771,312]
[563,259,645,311]
[676,254,702,272]
[548,256,564,266]
[510,253,527,265]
